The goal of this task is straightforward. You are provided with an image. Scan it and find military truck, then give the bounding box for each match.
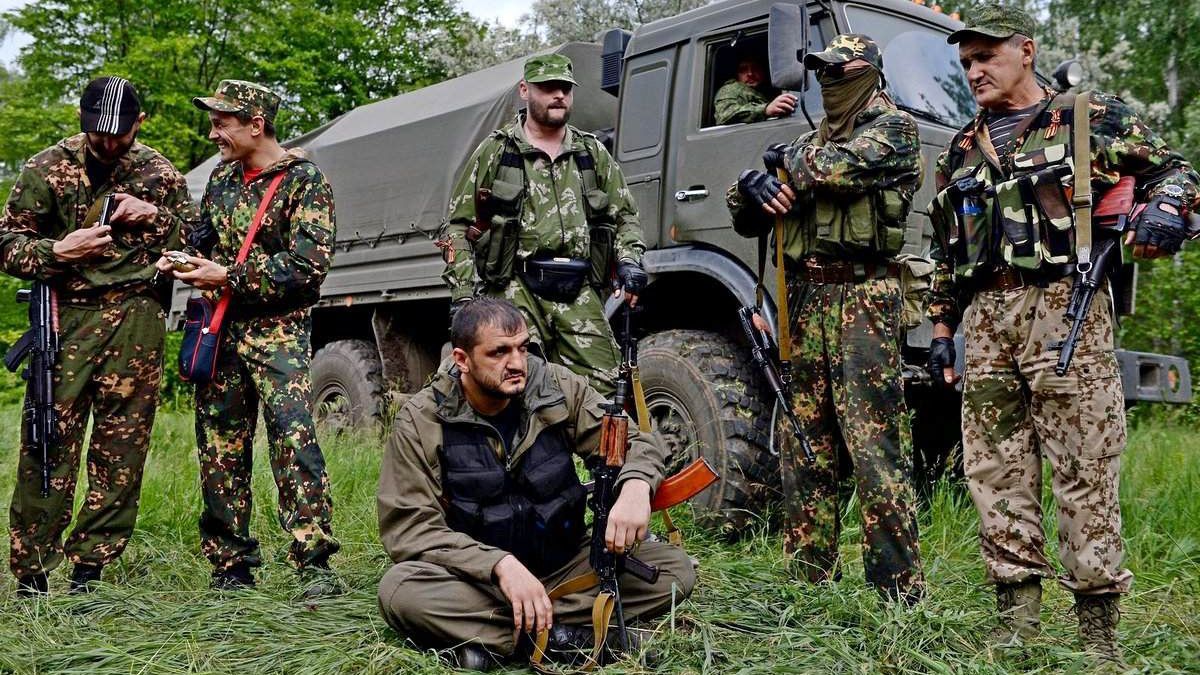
[180,0,1192,528]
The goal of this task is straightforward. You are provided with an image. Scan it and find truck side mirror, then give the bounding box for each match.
[768,3,810,91]
[1052,59,1084,92]
[601,28,633,97]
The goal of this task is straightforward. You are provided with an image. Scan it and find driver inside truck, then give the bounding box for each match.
[712,49,798,125]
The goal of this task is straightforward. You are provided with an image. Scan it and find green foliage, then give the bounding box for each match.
[0,0,474,172]
[0,410,1196,672]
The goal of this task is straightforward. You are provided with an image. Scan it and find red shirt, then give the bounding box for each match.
[243,166,263,184]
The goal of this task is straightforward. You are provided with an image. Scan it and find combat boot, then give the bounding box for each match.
[297,560,345,600]
[990,579,1041,647]
[211,562,255,590]
[1075,593,1128,672]
[16,572,49,598]
[445,643,500,672]
[68,563,103,594]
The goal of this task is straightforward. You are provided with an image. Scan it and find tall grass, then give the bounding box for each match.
[1,405,1197,674]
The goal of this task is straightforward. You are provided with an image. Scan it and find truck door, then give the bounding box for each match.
[616,50,676,249]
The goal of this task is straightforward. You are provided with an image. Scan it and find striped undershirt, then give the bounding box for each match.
[985,102,1042,156]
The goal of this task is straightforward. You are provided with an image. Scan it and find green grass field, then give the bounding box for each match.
[0,405,1197,674]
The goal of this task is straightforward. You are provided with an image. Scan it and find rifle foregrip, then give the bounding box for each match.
[622,554,659,584]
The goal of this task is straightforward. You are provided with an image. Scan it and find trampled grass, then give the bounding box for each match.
[1,404,1197,674]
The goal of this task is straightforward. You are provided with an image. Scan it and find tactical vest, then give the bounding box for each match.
[931,93,1081,278]
[439,417,588,577]
[474,132,618,289]
[785,126,912,262]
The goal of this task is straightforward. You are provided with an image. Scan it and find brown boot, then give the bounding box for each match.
[1074,593,1128,672]
[990,579,1041,647]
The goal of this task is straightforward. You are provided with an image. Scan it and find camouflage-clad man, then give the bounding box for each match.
[440,54,647,398]
[2,76,194,596]
[713,52,798,125]
[155,80,340,597]
[728,35,925,602]
[926,5,1200,667]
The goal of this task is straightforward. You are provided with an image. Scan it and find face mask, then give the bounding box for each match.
[816,67,881,142]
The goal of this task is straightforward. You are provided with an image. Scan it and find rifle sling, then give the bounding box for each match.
[1072,91,1093,268]
[530,572,610,673]
[774,168,792,361]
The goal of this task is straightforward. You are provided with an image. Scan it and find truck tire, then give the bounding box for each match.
[311,339,385,431]
[638,330,777,538]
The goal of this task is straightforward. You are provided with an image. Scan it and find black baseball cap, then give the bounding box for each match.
[80,76,142,135]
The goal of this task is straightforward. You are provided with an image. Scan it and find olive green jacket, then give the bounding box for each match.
[377,355,667,583]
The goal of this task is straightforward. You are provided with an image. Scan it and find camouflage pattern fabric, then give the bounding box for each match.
[803,33,885,72]
[195,309,339,570]
[188,149,335,314]
[523,54,577,85]
[961,278,1131,595]
[193,79,282,124]
[0,133,192,299]
[187,150,338,571]
[948,2,1038,44]
[927,90,1200,326]
[713,79,770,125]
[9,296,165,577]
[778,276,924,600]
[496,278,620,398]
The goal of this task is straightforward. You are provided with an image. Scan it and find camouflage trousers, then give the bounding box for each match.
[494,278,620,398]
[962,277,1131,595]
[9,295,164,577]
[777,275,924,599]
[195,309,339,571]
[378,538,695,656]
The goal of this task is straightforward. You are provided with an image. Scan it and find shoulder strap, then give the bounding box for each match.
[773,168,791,361]
[1072,91,1093,268]
[575,137,601,195]
[207,171,287,336]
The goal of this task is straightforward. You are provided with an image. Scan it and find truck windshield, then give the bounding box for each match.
[882,31,975,128]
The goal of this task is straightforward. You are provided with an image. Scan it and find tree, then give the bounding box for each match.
[0,0,474,171]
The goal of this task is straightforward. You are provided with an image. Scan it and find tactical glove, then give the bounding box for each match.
[762,143,790,173]
[616,262,648,295]
[737,169,788,212]
[1132,187,1190,254]
[927,336,957,385]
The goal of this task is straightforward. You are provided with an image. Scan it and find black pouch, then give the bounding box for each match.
[518,257,590,303]
[179,297,222,385]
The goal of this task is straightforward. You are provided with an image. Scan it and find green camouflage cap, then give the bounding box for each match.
[803,34,884,72]
[523,54,578,86]
[192,79,281,124]
[948,3,1036,44]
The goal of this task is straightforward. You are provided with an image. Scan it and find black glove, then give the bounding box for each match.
[737,169,787,211]
[927,336,956,385]
[762,143,790,173]
[1132,188,1190,254]
[448,298,470,326]
[616,262,648,295]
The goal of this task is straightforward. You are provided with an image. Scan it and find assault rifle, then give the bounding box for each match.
[4,282,61,497]
[737,306,814,462]
[1054,176,1135,376]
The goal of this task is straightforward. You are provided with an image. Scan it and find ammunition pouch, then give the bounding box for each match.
[895,253,936,330]
[519,257,590,303]
[584,188,617,288]
[992,152,1074,270]
[810,188,908,257]
[472,177,523,287]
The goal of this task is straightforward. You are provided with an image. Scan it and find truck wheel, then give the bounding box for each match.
[311,339,385,431]
[638,330,777,539]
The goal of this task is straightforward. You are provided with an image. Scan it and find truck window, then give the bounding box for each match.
[843,3,975,128]
[701,17,829,129]
[618,60,670,158]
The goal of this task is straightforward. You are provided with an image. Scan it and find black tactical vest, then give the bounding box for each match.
[440,419,587,577]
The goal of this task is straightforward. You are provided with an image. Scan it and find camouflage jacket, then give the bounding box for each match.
[187,149,335,314]
[728,102,921,261]
[714,79,769,125]
[441,113,645,303]
[378,355,667,583]
[0,134,193,301]
[927,90,1200,327]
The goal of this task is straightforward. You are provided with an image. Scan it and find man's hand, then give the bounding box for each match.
[173,254,229,290]
[52,224,113,262]
[737,169,795,216]
[605,479,651,554]
[765,93,798,118]
[762,143,790,173]
[613,262,647,308]
[108,193,158,227]
[1127,191,1188,259]
[750,310,773,336]
[493,554,553,634]
[928,334,960,386]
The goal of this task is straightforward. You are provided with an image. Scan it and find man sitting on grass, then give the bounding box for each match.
[376,297,695,671]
